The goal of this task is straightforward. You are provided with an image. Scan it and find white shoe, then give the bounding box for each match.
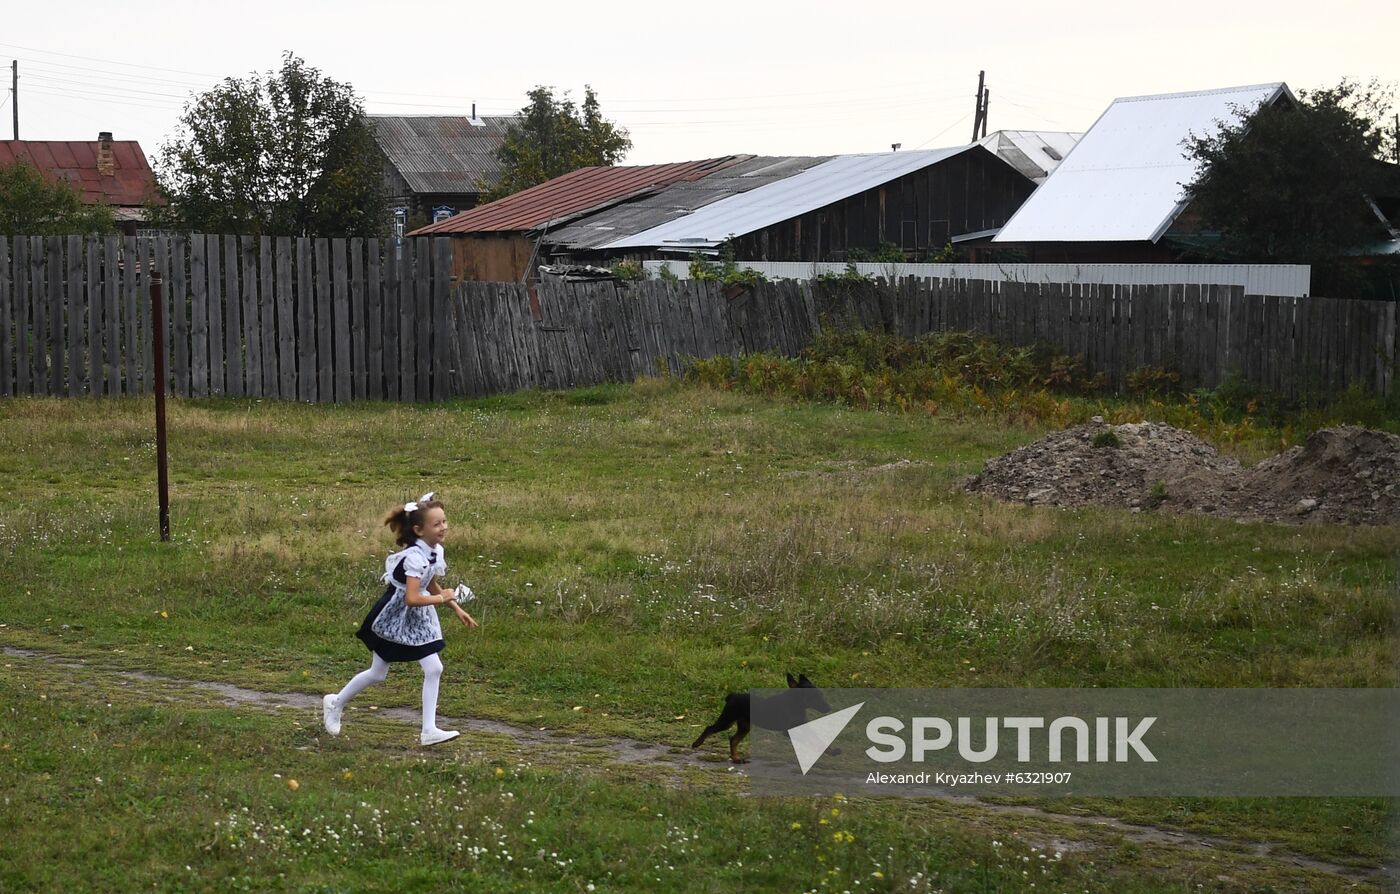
[323,694,343,736]
[421,728,460,747]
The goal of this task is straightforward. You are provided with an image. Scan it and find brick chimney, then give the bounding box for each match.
[96,132,114,177]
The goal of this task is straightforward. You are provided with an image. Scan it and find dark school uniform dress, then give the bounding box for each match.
[356,539,447,662]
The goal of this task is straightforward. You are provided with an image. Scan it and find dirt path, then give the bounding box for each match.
[5,646,1392,887]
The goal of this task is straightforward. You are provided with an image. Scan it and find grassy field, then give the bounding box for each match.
[1,382,1397,892]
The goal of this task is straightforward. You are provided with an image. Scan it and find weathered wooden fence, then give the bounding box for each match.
[0,234,455,402]
[0,236,1395,401]
[462,278,1396,399]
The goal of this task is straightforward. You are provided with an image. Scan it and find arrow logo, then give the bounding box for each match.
[788,703,864,775]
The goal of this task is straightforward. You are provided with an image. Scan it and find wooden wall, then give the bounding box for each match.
[728,147,1035,261]
[444,233,535,282]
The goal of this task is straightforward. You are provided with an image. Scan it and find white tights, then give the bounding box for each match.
[334,653,444,733]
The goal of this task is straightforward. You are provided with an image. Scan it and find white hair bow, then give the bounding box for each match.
[404,491,436,513]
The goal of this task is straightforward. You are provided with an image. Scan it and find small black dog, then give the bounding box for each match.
[692,673,832,763]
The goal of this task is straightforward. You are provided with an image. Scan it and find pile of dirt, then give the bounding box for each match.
[1231,426,1400,526]
[964,420,1400,526]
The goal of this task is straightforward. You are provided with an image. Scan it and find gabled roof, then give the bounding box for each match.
[0,139,157,207]
[603,145,995,251]
[547,155,830,251]
[408,157,745,235]
[993,83,1292,244]
[370,115,518,195]
[977,130,1082,183]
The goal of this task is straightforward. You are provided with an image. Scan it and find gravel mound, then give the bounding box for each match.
[965,420,1400,526]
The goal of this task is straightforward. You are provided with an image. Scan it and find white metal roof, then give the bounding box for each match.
[602,145,976,250]
[993,83,1291,244]
[977,130,1082,182]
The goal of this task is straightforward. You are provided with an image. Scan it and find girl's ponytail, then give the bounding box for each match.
[384,493,444,547]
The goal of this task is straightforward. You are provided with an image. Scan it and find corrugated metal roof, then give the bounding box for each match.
[408,157,745,235]
[547,155,830,251]
[602,145,983,251]
[370,115,518,195]
[977,130,1081,183]
[993,83,1291,244]
[0,139,157,207]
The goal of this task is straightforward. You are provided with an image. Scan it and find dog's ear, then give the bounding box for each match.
[786,672,799,688]
[798,673,813,687]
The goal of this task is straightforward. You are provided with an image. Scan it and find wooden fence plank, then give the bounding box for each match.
[64,236,82,395]
[188,236,208,397]
[502,281,531,390]
[82,238,100,395]
[432,238,451,400]
[139,238,153,394]
[151,237,167,393]
[27,237,45,394]
[205,235,226,396]
[295,238,315,401]
[170,236,188,396]
[219,236,240,396]
[314,239,332,402]
[446,286,467,395]
[414,241,431,400]
[463,284,488,394]
[273,238,294,399]
[395,241,414,400]
[45,236,63,394]
[383,241,401,400]
[349,238,366,400]
[0,238,10,396]
[1381,301,1395,398]
[365,238,383,399]
[11,238,28,394]
[331,238,350,402]
[256,236,275,398]
[465,285,493,393]
[241,236,261,397]
[506,282,528,389]
[1200,285,1218,389]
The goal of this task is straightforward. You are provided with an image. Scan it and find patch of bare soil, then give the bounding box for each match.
[965,421,1400,526]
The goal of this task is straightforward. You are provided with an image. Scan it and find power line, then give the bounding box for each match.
[913,111,975,149]
[0,41,221,78]
[4,41,981,110]
[23,73,194,102]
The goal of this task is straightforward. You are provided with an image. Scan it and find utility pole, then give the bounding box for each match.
[10,60,17,140]
[971,70,985,142]
[981,89,990,139]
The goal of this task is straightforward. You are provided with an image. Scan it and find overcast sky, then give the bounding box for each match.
[4,0,1397,166]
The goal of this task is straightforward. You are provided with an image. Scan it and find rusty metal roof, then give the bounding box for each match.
[408,157,747,235]
[0,139,158,207]
[371,115,518,195]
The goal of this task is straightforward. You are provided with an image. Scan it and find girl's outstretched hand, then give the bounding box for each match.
[454,605,479,629]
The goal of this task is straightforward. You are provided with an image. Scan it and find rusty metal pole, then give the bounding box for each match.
[150,271,170,542]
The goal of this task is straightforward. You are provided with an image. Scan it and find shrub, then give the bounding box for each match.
[609,259,646,282]
[1092,431,1121,449]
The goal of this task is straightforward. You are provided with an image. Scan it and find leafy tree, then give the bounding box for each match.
[1182,79,1398,282]
[0,160,116,235]
[484,86,631,201]
[154,52,386,237]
